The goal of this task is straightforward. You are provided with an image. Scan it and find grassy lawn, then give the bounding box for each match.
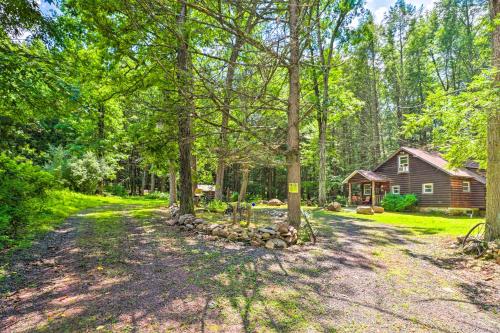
[5,190,167,252]
[315,209,484,236]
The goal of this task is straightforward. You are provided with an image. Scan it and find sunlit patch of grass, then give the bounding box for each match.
[5,190,166,252]
[316,210,483,236]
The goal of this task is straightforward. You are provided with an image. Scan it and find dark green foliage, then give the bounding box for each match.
[0,154,53,248]
[381,194,418,212]
[104,184,127,197]
[334,195,347,206]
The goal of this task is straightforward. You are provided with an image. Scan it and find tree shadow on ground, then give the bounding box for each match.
[0,205,496,333]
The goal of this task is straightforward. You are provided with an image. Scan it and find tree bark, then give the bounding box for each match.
[140,168,146,196]
[215,38,243,200]
[487,0,500,240]
[176,1,194,215]
[287,0,301,228]
[150,170,155,192]
[238,166,250,203]
[169,163,177,206]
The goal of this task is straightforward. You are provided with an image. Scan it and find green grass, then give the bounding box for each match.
[316,210,483,236]
[6,189,167,252]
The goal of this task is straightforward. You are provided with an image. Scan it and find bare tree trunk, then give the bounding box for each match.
[140,168,146,195]
[160,176,166,192]
[150,171,155,193]
[215,39,243,200]
[97,103,105,194]
[176,1,194,215]
[169,163,177,206]
[287,0,301,228]
[318,117,327,206]
[487,0,500,240]
[238,166,250,203]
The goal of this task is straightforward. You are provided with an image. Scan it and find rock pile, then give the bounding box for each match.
[165,207,297,249]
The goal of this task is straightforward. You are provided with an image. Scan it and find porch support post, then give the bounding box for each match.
[371,181,375,207]
[348,182,352,206]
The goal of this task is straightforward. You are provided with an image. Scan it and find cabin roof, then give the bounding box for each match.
[342,170,390,184]
[197,184,216,192]
[374,147,486,184]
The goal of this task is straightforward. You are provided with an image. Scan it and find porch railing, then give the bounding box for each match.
[350,194,386,206]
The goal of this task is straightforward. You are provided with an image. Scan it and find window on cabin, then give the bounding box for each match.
[391,185,400,194]
[422,183,434,194]
[363,184,372,195]
[398,155,409,173]
[462,181,471,193]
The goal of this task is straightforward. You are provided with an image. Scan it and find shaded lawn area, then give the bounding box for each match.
[2,190,166,253]
[316,210,484,236]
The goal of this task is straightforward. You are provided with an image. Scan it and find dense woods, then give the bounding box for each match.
[1,0,499,246]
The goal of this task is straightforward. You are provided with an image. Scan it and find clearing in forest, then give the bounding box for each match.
[0,204,498,333]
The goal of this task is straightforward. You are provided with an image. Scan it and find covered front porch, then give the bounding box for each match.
[342,170,390,207]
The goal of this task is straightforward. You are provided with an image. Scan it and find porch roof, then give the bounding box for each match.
[342,170,390,184]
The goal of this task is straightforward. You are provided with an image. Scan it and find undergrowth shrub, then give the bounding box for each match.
[207,199,228,213]
[0,154,53,249]
[145,191,169,201]
[381,194,418,212]
[104,184,128,196]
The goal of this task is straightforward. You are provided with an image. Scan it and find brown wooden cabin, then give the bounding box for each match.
[342,147,486,210]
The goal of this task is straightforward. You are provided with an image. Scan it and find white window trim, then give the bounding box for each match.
[422,183,434,194]
[391,185,400,194]
[398,154,409,173]
[462,181,471,193]
[363,184,372,196]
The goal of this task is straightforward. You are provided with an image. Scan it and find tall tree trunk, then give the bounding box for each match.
[287,0,301,228]
[140,168,146,195]
[215,39,243,200]
[169,163,177,206]
[97,103,105,194]
[318,116,327,206]
[487,0,500,240]
[160,176,166,192]
[238,166,250,203]
[150,169,155,192]
[176,1,194,215]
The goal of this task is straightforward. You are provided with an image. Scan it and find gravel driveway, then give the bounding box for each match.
[1,205,498,332]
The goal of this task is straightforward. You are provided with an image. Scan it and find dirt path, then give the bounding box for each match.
[1,205,498,332]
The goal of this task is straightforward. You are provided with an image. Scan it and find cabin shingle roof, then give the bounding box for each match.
[400,147,486,184]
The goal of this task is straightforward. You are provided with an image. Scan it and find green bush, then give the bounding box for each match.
[145,191,169,201]
[46,149,118,194]
[334,195,347,206]
[381,194,418,212]
[0,154,54,249]
[207,199,228,213]
[246,193,262,203]
[104,184,128,196]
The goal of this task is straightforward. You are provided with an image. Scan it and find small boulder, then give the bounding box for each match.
[261,233,271,240]
[166,219,177,226]
[265,238,287,249]
[373,206,384,213]
[276,222,289,234]
[228,232,239,241]
[179,214,195,225]
[268,198,284,206]
[326,202,342,212]
[356,206,374,215]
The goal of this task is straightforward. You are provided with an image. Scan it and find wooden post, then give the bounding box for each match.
[348,183,352,206]
[371,181,375,207]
